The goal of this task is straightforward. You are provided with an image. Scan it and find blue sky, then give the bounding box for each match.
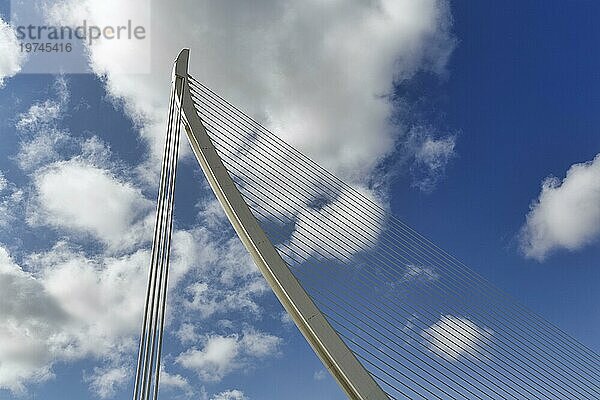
[396,0,600,348]
[0,1,598,399]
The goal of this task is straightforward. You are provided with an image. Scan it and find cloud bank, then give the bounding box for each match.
[45,0,455,185]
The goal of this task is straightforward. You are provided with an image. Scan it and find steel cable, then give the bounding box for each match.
[188,76,600,398]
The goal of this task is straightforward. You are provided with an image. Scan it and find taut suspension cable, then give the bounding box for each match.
[132,72,183,400]
[186,75,600,399]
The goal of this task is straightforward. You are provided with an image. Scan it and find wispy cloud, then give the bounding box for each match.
[210,389,247,400]
[16,77,69,131]
[313,369,328,381]
[403,264,440,283]
[406,127,457,192]
[0,172,23,229]
[85,366,129,399]
[159,367,193,396]
[15,77,71,171]
[180,233,268,320]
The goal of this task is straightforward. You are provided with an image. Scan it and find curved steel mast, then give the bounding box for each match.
[176,49,387,400]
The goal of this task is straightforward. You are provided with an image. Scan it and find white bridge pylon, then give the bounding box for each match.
[131,49,388,400]
[176,49,387,400]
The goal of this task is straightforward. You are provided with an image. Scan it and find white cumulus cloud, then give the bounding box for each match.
[520,154,600,261]
[0,234,201,394]
[0,246,67,392]
[0,17,23,86]
[30,159,153,251]
[176,329,281,382]
[422,315,492,362]
[44,0,455,184]
[177,335,241,382]
[288,186,384,260]
[159,367,192,395]
[0,243,146,392]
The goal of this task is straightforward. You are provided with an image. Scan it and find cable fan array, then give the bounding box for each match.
[187,75,600,400]
[132,75,183,400]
